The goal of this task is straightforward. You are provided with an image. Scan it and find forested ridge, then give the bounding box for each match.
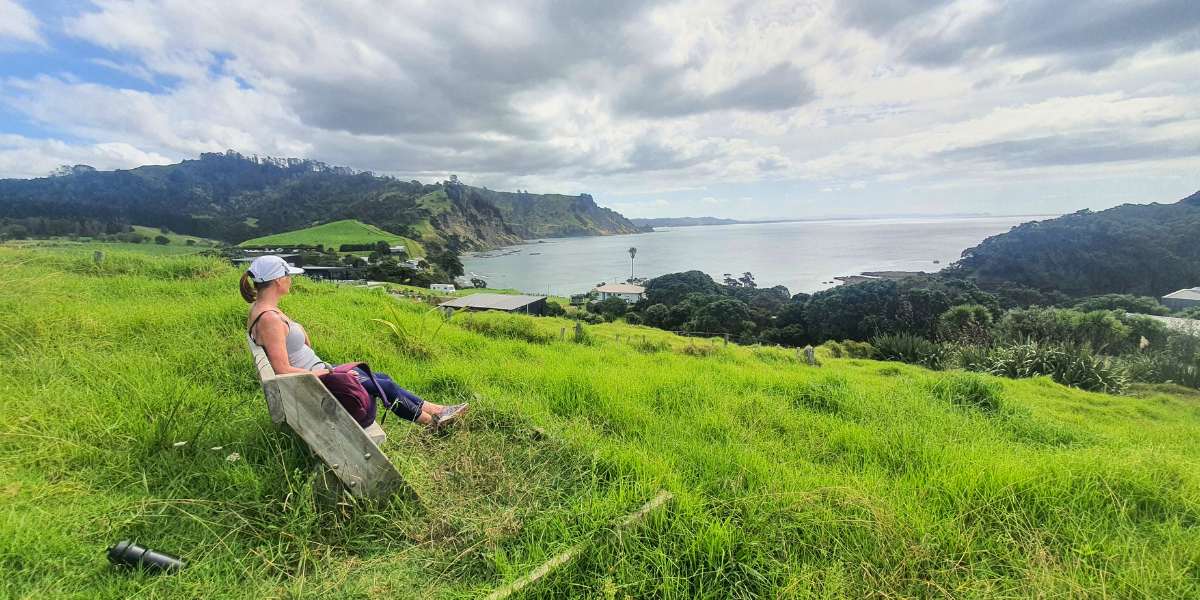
[0,151,642,249]
[947,190,1200,299]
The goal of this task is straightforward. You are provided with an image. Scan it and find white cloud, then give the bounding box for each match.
[0,0,43,46]
[0,0,1197,216]
[0,134,171,178]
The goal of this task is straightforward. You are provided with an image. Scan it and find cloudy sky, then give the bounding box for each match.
[0,0,1198,218]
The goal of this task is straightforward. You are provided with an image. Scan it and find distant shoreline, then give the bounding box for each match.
[472,212,1052,258]
[632,213,1057,229]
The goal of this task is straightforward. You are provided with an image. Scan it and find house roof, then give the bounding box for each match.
[439,293,546,311]
[593,283,645,294]
[1163,287,1200,301]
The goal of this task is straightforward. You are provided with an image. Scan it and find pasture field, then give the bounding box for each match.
[238,219,424,257]
[130,226,218,248]
[1,238,212,256]
[1,247,1197,598]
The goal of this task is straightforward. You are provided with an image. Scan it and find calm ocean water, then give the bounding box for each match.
[462,215,1044,297]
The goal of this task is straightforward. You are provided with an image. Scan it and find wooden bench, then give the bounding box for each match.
[247,335,409,501]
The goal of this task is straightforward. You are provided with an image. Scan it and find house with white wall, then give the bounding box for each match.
[593,283,645,304]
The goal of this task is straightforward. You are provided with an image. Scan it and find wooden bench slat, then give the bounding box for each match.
[247,334,405,501]
[272,374,406,500]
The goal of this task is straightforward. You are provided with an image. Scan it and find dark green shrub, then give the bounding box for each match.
[1053,349,1126,393]
[872,333,949,370]
[985,341,1125,393]
[936,304,994,344]
[1116,340,1200,389]
[953,344,992,371]
[822,340,846,358]
[642,303,670,327]
[1073,294,1169,316]
[822,340,876,359]
[996,307,1131,353]
[840,340,877,359]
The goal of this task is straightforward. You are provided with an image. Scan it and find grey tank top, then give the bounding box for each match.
[250,310,331,371]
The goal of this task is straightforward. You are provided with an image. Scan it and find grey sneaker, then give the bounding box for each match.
[429,403,469,432]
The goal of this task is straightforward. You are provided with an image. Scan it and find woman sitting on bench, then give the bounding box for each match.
[241,255,467,430]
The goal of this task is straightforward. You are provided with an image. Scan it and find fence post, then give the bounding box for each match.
[574,322,584,343]
[93,250,104,265]
[724,334,729,347]
[560,327,566,341]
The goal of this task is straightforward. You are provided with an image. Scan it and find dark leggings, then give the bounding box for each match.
[353,369,425,422]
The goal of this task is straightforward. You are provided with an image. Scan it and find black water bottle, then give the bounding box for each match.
[106,540,186,573]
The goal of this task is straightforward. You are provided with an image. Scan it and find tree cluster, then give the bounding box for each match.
[626,269,1192,350]
[0,217,131,241]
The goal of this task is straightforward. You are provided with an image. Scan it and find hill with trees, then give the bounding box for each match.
[947,190,1200,300]
[0,151,642,250]
[466,187,648,238]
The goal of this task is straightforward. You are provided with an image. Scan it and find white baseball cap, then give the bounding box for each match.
[248,255,304,283]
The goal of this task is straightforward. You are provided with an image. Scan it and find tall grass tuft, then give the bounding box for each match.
[457,312,556,344]
[927,372,1004,413]
[371,304,446,359]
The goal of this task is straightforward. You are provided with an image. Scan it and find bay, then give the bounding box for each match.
[462,215,1044,296]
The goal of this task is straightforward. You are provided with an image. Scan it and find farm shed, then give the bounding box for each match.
[439,293,548,315]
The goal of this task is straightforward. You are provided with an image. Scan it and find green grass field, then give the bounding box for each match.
[130,226,217,248]
[2,238,212,256]
[1,247,1198,598]
[239,219,424,257]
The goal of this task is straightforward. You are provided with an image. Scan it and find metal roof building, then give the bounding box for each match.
[1162,287,1200,311]
[439,293,548,315]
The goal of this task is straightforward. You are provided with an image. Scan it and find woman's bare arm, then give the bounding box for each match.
[255,313,330,376]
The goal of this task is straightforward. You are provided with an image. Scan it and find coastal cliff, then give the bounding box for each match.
[464,187,647,239]
[0,151,642,250]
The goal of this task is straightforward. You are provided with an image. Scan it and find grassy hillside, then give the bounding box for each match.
[239,219,424,257]
[1,247,1198,598]
[130,226,218,247]
[2,238,213,256]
